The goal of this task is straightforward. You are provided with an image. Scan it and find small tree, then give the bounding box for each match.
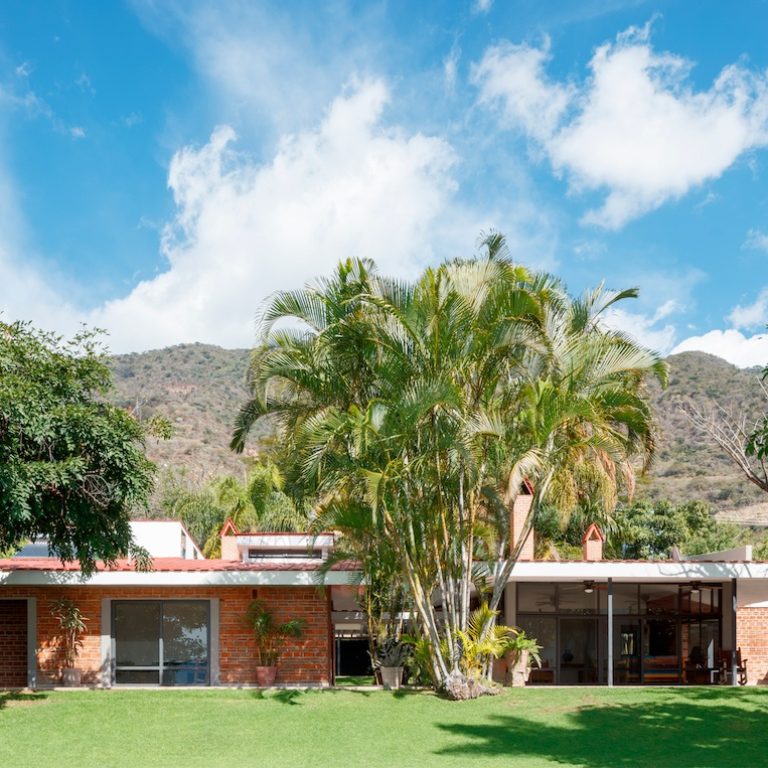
[245,600,305,667]
[0,321,162,574]
[50,598,87,668]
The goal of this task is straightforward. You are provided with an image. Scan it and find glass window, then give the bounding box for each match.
[115,669,159,685]
[517,583,556,613]
[600,584,639,614]
[163,601,209,686]
[558,584,598,614]
[114,602,160,667]
[516,615,556,673]
[640,585,678,615]
[613,620,641,684]
[559,618,598,684]
[113,601,209,686]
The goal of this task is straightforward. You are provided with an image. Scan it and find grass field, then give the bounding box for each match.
[2,686,767,768]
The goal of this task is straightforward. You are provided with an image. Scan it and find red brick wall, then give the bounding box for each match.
[736,607,768,685]
[0,600,27,688]
[0,586,332,687]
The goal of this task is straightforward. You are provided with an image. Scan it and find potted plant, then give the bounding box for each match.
[245,600,305,686]
[50,598,87,686]
[375,638,409,690]
[504,630,542,687]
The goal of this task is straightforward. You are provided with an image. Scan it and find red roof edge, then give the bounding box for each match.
[220,518,239,537]
[521,478,535,495]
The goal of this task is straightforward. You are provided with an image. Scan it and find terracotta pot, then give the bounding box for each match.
[62,668,82,687]
[380,666,403,690]
[254,665,277,686]
[507,649,530,688]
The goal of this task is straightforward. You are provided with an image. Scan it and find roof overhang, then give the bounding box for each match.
[505,560,768,582]
[0,569,359,587]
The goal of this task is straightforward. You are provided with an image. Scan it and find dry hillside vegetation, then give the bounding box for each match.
[108,344,768,523]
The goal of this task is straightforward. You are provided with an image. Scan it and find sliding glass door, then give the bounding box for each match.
[113,601,210,686]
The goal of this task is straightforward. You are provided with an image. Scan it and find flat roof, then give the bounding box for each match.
[0,557,359,587]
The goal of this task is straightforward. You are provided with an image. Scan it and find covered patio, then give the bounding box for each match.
[502,551,760,686]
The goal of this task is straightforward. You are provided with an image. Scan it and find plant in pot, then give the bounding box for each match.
[504,630,542,688]
[375,638,409,690]
[50,598,87,686]
[245,600,306,686]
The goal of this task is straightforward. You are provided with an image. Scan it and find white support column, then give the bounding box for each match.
[26,597,37,689]
[607,579,613,687]
[209,599,220,686]
[100,599,112,688]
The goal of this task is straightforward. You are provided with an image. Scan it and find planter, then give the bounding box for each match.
[380,666,404,690]
[507,649,530,688]
[254,665,277,686]
[61,668,82,687]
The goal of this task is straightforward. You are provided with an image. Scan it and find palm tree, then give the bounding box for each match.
[231,236,666,695]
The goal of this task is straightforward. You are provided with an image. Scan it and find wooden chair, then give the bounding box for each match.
[718,649,748,685]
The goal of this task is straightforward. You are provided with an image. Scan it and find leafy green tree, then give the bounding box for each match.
[536,498,743,560]
[0,321,159,573]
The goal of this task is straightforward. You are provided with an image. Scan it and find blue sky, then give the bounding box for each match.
[2,0,768,364]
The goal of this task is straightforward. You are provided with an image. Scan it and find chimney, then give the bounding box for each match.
[220,518,240,561]
[510,480,535,561]
[582,523,604,561]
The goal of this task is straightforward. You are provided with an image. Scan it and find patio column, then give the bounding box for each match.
[607,578,613,687]
[731,578,738,687]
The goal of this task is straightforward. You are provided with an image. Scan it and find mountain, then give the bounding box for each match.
[108,344,253,486]
[108,344,768,523]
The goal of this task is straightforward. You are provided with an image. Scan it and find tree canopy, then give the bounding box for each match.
[0,321,159,573]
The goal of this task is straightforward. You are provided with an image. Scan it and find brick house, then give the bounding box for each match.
[0,524,356,689]
[3,510,768,688]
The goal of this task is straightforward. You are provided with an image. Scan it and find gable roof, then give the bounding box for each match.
[582,523,605,544]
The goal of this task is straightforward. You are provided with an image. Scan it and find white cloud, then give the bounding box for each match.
[471,0,494,15]
[602,299,680,354]
[727,288,768,330]
[69,126,86,140]
[133,1,385,136]
[86,79,460,351]
[472,38,574,143]
[672,329,768,368]
[443,42,461,93]
[744,227,768,251]
[473,26,768,228]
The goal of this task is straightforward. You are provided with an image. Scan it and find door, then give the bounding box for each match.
[113,601,209,686]
[642,618,679,683]
[0,600,27,688]
[559,618,598,685]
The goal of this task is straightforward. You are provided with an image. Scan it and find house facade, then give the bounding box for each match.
[0,524,356,689]
[3,510,768,688]
[499,500,768,686]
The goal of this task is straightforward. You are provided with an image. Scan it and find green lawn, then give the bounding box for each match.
[2,687,767,768]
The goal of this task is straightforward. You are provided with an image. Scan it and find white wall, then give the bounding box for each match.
[130,521,202,559]
[15,520,203,560]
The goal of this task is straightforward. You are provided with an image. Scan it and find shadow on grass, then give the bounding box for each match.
[436,688,768,768]
[248,686,425,705]
[0,691,47,711]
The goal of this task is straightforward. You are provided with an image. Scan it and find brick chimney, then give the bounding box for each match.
[510,479,535,561]
[582,523,604,561]
[220,518,240,561]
